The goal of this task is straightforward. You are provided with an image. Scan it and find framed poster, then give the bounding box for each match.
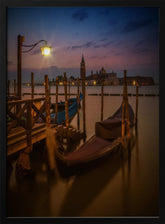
[0,0,164,223]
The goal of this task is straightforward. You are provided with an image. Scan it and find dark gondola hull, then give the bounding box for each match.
[55,103,135,174]
[56,139,123,178]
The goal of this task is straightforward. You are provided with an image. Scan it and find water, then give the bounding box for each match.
[7,85,159,217]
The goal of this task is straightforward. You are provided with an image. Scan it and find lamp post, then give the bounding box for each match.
[17,34,51,99]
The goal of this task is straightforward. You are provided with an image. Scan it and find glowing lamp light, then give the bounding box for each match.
[41,45,51,56]
[133,80,136,86]
[93,80,96,85]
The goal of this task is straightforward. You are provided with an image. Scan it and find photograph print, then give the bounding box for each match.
[6,6,159,217]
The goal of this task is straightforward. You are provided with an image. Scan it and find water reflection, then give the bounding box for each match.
[7,87,159,217]
[58,143,133,217]
[7,138,134,217]
[121,136,134,216]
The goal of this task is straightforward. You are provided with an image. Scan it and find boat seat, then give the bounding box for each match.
[95,118,122,140]
[95,104,134,140]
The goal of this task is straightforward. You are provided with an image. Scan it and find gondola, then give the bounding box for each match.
[55,103,134,171]
[39,93,83,124]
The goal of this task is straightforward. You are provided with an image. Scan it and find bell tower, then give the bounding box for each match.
[80,54,86,79]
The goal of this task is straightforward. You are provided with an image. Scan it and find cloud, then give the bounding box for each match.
[102,41,114,48]
[72,9,88,22]
[67,41,96,50]
[67,40,115,50]
[122,18,153,33]
[93,45,101,48]
[85,41,94,47]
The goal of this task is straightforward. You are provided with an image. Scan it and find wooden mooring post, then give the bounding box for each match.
[135,77,139,130]
[49,80,51,99]
[82,76,86,141]
[68,79,70,100]
[124,70,130,139]
[122,70,126,140]
[16,100,33,175]
[55,76,59,123]
[27,100,32,151]
[17,35,24,100]
[31,72,34,99]
[64,72,69,127]
[77,77,80,130]
[101,80,104,121]
[14,79,16,97]
[122,70,130,143]
[44,75,51,124]
[45,75,56,172]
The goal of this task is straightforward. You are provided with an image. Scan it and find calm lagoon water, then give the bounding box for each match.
[7,85,159,217]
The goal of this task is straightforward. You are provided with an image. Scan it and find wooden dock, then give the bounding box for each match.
[7,123,57,156]
[7,70,139,175]
[7,74,85,174]
[7,96,55,154]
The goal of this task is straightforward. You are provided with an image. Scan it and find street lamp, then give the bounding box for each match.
[17,34,51,99]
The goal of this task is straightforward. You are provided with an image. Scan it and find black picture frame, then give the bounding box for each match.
[0,0,165,224]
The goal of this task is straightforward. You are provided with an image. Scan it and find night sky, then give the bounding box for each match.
[7,7,159,83]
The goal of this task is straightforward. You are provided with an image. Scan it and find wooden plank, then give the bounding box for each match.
[32,123,46,130]
[31,125,57,145]
[8,97,46,105]
[7,123,46,141]
[7,134,27,146]
[7,123,58,156]
[8,103,15,113]
[7,140,28,156]
[7,129,27,141]
[7,102,28,131]
[32,101,46,123]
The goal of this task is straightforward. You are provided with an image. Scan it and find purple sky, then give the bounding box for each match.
[7,7,159,83]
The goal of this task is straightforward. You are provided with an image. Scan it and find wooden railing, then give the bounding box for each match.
[7,97,51,152]
[7,97,50,132]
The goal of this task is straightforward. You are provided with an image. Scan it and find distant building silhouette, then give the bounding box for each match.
[80,54,86,79]
[76,56,155,86]
[85,67,119,85]
[118,76,155,86]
